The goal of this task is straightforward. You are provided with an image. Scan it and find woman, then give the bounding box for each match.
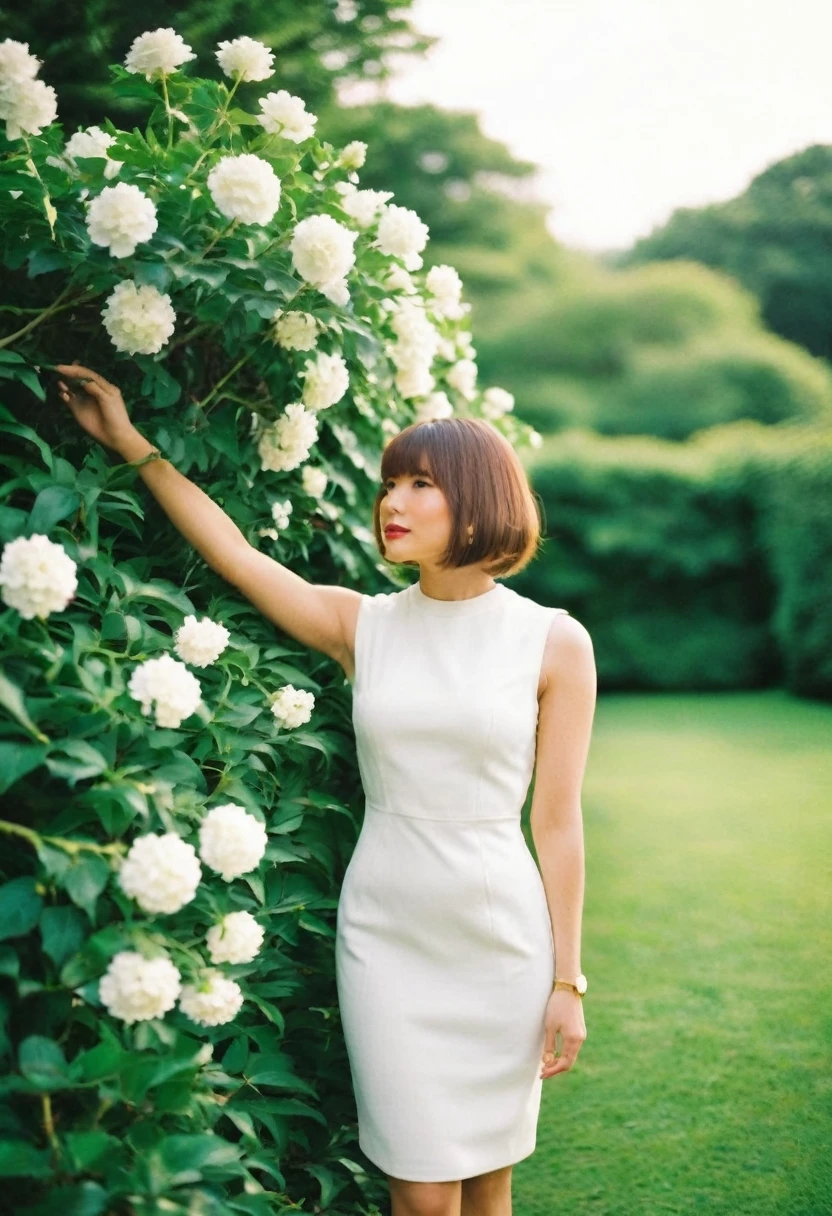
[55,362,597,1216]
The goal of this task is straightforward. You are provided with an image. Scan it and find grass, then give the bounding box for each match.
[518,691,832,1216]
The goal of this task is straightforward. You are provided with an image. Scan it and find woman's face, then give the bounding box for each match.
[379,468,455,566]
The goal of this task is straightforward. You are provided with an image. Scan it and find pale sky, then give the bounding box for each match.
[377,0,832,252]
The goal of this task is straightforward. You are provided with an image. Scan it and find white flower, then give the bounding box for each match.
[339,140,367,170]
[436,337,456,361]
[199,803,268,881]
[389,300,439,367]
[0,535,77,620]
[257,90,317,143]
[447,358,478,401]
[207,153,281,226]
[101,280,175,355]
[426,264,465,320]
[273,309,318,351]
[215,36,274,82]
[270,684,315,729]
[271,498,293,530]
[481,386,515,420]
[258,528,279,541]
[289,214,357,289]
[1,79,57,141]
[395,363,435,399]
[302,351,349,411]
[340,187,393,228]
[457,331,476,359]
[0,39,41,85]
[528,429,543,448]
[127,653,202,729]
[63,126,123,179]
[414,391,453,422]
[302,466,327,498]
[376,204,429,270]
[385,265,416,294]
[206,910,264,965]
[174,614,231,667]
[86,182,158,258]
[179,971,244,1026]
[258,403,319,473]
[124,28,196,79]
[381,418,401,437]
[100,951,181,1025]
[319,277,349,306]
[118,832,201,915]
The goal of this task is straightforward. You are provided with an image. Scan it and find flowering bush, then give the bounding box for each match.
[0,28,538,1213]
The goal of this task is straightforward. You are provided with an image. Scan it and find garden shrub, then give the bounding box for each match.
[0,29,537,1214]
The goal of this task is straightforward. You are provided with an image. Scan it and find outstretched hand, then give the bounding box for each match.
[54,363,138,454]
[540,989,587,1080]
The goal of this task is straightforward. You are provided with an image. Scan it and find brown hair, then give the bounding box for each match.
[371,418,543,577]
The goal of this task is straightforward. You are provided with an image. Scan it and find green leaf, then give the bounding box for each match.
[18,1035,71,1089]
[0,1140,52,1178]
[0,742,47,794]
[64,1131,121,1171]
[28,1182,108,1216]
[0,361,46,401]
[28,485,82,533]
[0,944,20,979]
[0,877,43,941]
[40,905,86,968]
[62,855,111,920]
[0,668,47,740]
[45,739,110,786]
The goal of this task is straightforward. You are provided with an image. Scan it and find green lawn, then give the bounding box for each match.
[519,691,832,1216]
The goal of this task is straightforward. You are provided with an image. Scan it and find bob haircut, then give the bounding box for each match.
[371,417,544,578]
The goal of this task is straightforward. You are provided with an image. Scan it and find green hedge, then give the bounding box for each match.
[517,420,832,698]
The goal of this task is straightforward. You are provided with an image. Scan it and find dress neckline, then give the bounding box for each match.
[409,580,507,615]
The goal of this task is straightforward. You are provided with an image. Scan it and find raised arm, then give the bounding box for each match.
[55,363,361,674]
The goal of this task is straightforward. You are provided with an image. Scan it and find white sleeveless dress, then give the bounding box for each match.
[335,579,569,1182]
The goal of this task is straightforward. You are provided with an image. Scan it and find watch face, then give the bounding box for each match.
[576,974,588,994]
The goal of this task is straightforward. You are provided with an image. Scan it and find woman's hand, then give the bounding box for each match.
[540,990,587,1080]
[54,363,140,455]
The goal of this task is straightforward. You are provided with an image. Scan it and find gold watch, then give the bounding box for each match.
[552,973,588,997]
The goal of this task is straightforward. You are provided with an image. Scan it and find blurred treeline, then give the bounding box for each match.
[6,0,830,698]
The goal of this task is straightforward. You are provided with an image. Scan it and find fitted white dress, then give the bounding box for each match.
[335,579,568,1182]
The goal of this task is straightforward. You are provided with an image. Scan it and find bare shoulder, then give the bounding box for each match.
[537,612,595,700]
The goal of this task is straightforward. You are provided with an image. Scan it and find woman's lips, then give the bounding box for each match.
[384,528,409,537]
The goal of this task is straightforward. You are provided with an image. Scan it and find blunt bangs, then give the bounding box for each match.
[371,417,543,577]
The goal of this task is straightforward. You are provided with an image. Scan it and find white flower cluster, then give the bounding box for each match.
[199,803,268,881]
[174,614,231,667]
[414,391,454,423]
[258,403,319,473]
[0,39,57,141]
[258,496,293,540]
[270,684,315,730]
[64,126,123,179]
[118,832,201,915]
[302,466,327,498]
[99,951,181,1024]
[206,910,264,964]
[386,265,416,295]
[128,653,202,728]
[101,280,176,355]
[0,534,77,620]
[302,351,349,411]
[289,214,357,305]
[215,36,274,82]
[481,386,515,420]
[447,358,478,401]
[179,972,244,1026]
[339,183,393,229]
[208,152,281,226]
[426,265,466,321]
[273,309,318,351]
[339,140,367,170]
[86,182,158,258]
[124,28,196,80]
[257,90,317,143]
[389,300,440,400]
[99,951,243,1027]
[377,204,429,271]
